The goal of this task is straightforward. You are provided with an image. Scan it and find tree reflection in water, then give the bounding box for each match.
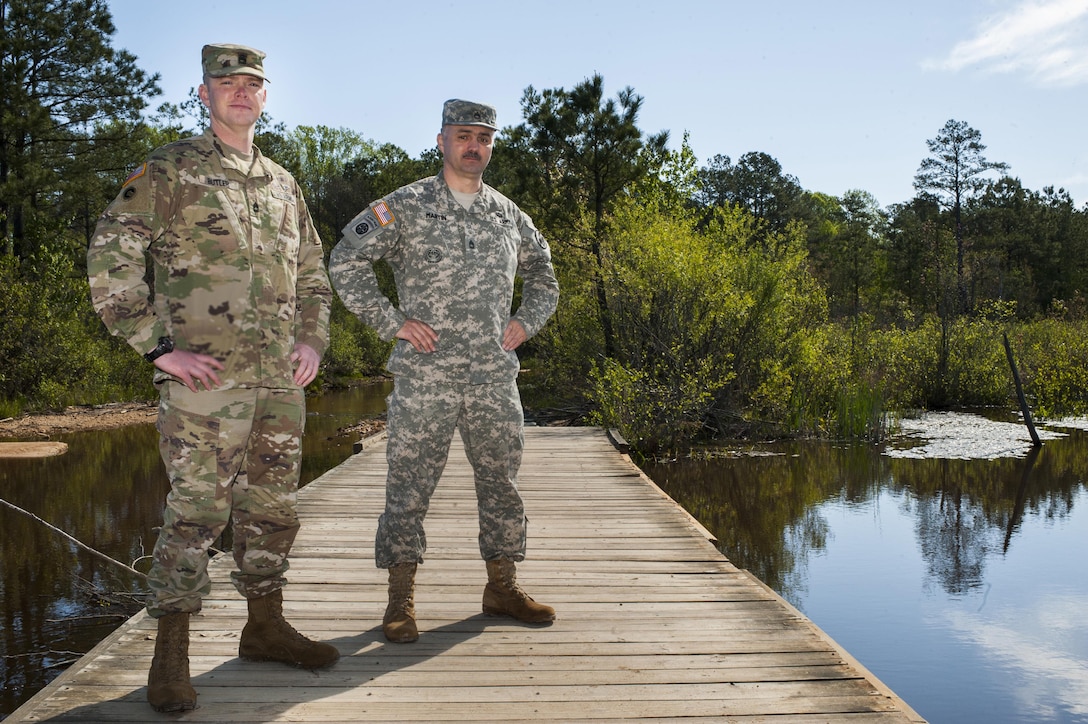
[641,414,1088,724]
[0,382,391,718]
[2,403,1085,722]
[0,424,164,717]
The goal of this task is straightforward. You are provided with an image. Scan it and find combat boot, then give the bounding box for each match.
[147,612,197,712]
[383,562,419,642]
[483,558,556,623]
[238,589,340,668]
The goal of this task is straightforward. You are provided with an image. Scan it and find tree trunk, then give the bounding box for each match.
[591,237,616,359]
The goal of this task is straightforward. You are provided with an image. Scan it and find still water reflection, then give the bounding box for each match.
[642,421,1088,724]
[0,382,390,718]
[2,388,1086,723]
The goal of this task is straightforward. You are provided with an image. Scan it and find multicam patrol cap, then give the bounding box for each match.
[201,43,269,81]
[442,99,497,130]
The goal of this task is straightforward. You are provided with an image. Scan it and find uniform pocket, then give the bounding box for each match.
[157,383,226,502]
[269,184,299,260]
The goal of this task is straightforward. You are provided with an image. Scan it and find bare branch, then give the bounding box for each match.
[0,496,147,580]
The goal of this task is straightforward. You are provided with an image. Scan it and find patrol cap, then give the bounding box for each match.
[442,99,497,130]
[201,43,269,81]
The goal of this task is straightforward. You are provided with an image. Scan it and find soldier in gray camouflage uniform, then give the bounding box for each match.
[87,43,339,713]
[329,99,560,643]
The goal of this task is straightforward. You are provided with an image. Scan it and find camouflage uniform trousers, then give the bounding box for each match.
[145,382,305,617]
[375,375,527,569]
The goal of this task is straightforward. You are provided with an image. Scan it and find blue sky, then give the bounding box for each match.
[106,0,1088,209]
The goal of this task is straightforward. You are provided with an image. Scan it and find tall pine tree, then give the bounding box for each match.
[913,119,1008,315]
[0,0,159,258]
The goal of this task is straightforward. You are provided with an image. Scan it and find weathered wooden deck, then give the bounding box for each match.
[9,426,925,722]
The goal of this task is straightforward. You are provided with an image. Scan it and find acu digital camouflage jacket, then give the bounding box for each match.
[329,172,559,384]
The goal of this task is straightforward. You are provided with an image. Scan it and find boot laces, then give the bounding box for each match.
[151,619,191,683]
[388,599,413,617]
[387,566,415,616]
[275,616,313,644]
[387,582,415,617]
[264,597,314,644]
[499,568,530,600]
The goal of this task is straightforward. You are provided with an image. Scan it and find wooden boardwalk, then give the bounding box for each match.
[9,427,926,722]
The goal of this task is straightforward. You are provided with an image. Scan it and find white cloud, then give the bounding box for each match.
[925,0,1088,85]
[940,598,1088,718]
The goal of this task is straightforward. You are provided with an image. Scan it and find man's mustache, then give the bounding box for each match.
[462,152,482,161]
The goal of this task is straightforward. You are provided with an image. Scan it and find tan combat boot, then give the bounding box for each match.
[238,589,340,668]
[483,558,556,623]
[383,562,419,643]
[147,611,197,712]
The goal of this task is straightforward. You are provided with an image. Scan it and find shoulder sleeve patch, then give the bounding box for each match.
[343,200,395,242]
[373,200,394,226]
[122,163,146,187]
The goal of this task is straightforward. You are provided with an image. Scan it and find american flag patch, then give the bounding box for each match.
[373,201,394,226]
[123,163,146,187]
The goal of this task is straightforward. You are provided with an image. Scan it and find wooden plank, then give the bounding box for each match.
[7,427,926,723]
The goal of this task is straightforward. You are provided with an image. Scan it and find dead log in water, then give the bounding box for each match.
[1003,332,1041,447]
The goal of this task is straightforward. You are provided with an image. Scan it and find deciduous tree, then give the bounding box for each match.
[501,74,669,358]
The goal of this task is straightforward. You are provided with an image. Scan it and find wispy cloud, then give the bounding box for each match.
[941,596,1088,719]
[925,0,1088,86]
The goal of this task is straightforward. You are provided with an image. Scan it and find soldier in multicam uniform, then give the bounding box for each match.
[329,99,560,643]
[87,43,339,713]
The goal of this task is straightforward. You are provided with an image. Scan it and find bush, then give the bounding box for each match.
[1015,319,1088,418]
[589,357,721,453]
[773,320,891,440]
[587,202,831,451]
[0,249,157,414]
[322,308,391,383]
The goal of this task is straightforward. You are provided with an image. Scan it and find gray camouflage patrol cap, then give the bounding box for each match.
[202,43,269,81]
[442,99,497,130]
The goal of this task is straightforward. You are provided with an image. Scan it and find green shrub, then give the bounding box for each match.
[0,249,156,414]
[588,357,720,453]
[1014,319,1088,418]
[944,317,1012,406]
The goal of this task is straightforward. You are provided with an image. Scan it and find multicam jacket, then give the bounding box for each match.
[87,129,332,390]
[328,172,559,384]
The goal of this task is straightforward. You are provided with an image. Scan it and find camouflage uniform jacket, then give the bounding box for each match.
[329,172,559,384]
[88,129,332,390]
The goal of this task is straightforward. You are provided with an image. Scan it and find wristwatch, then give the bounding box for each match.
[144,336,175,362]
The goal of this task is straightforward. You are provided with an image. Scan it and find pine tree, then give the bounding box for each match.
[0,0,160,257]
[913,119,1008,315]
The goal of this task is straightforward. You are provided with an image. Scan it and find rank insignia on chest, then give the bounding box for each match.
[425,247,443,263]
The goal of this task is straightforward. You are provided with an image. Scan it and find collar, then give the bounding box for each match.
[435,171,489,207]
[204,128,265,175]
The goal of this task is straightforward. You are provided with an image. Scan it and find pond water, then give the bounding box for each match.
[641,411,1088,724]
[0,382,390,719]
[1,389,1086,723]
